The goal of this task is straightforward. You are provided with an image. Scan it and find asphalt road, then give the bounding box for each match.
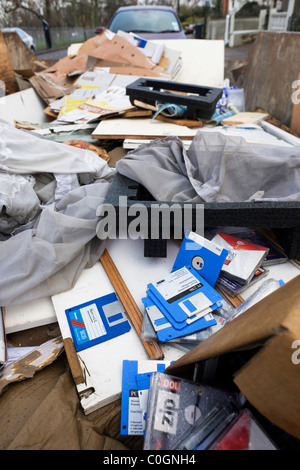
[36,42,253,62]
[37,47,69,60]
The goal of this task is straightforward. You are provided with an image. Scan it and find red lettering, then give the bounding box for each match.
[159,377,181,392]
[155,439,162,450]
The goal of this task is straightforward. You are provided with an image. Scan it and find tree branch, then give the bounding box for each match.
[4,1,43,20]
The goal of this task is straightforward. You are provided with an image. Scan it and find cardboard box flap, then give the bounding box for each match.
[79,32,156,70]
[234,330,300,439]
[166,275,300,375]
[166,275,300,439]
[41,54,89,84]
[29,74,74,104]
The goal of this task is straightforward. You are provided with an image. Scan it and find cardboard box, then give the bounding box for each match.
[166,275,300,440]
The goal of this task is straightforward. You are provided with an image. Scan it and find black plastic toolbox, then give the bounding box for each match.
[126,78,223,120]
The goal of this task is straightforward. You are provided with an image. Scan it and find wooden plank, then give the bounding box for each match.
[4,295,57,334]
[100,249,164,360]
[92,116,198,140]
[2,31,35,72]
[216,287,244,308]
[154,114,203,127]
[0,30,19,94]
[63,337,85,385]
[221,111,269,126]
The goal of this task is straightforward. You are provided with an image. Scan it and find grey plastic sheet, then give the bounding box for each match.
[0,120,115,306]
[116,131,300,203]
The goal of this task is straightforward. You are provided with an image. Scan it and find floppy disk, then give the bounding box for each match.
[172,231,229,287]
[142,296,217,342]
[146,288,217,331]
[65,292,131,352]
[120,359,171,436]
[147,266,223,328]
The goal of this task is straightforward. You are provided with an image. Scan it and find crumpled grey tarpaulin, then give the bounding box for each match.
[116,131,300,203]
[0,119,115,306]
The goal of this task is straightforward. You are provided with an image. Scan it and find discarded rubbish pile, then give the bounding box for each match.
[0,29,300,451]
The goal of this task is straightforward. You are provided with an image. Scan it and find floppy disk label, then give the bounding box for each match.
[179,291,213,317]
[65,292,131,352]
[152,267,203,305]
[71,303,107,345]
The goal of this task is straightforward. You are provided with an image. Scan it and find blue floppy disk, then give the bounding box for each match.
[142,296,217,342]
[147,265,223,327]
[120,359,171,436]
[172,231,228,287]
[65,292,131,352]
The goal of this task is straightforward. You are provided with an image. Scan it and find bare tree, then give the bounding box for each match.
[0,0,140,28]
[2,0,43,20]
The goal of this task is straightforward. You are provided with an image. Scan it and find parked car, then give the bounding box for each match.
[95,5,186,40]
[184,24,195,35]
[1,27,36,53]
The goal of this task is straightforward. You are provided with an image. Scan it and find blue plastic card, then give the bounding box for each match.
[120,359,171,436]
[147,265,223,327]
[142,296,217,342]
[65,292,131,352]
[172,231,229,287]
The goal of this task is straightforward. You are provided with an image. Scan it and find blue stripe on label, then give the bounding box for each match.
[183,299,197,313]
[154,317,169,326]
[107,312,123,324]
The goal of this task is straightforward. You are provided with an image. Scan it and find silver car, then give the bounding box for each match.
[1,27,36,53]
[98,5,186,40]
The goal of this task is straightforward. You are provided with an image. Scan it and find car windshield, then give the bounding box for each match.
[108,9,181,34]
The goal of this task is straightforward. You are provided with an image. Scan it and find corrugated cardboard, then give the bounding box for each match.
[41,53,89,84]
[166,275,300,439]
[79,33,156,70]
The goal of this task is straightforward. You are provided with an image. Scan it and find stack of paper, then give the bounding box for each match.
[49,71,137,124]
